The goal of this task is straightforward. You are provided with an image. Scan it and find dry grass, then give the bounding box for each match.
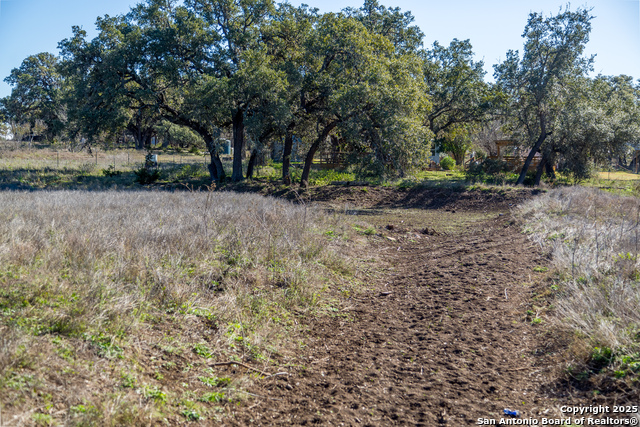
[0,189,349,424]
[516,186,640,385]
[596,171,640,181]
[0,144,215,191]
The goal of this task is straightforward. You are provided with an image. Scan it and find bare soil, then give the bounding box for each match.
[217,186,615,426]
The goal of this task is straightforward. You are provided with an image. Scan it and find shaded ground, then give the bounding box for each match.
[222,187,625,426]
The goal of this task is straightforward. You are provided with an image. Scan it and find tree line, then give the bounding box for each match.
[1,0,639,186]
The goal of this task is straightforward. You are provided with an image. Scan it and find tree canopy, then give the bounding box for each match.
[2,1,638,186]
[494,6,596,184]
[3,52,66,141]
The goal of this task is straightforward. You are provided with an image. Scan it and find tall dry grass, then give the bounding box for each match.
[0,189,344,424]
[516,187,640,375]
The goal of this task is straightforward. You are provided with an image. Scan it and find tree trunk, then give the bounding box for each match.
[516,114,548,186]
[533,152,547,186]
[135,128,144,150]
[246,149,258,179]
[156,100,225,180]
[203,135,226,181]
[300,122,337,188]
[129,123,148,150]
[454,150,466,166]
[143,130,154,150]
[282,126,294,185]
[231,109,245,182]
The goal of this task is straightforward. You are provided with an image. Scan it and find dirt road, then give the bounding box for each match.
[229,188,593,426]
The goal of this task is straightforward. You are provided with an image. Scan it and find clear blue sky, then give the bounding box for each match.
[1,0,639,98]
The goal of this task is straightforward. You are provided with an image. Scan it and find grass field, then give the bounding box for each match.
[597,171,640,181]
[2,143,639,422]
[517,186,640,387]
[0,143,471,191]
[0,189,361,424]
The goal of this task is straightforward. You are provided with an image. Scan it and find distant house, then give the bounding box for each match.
[489,140,541,171]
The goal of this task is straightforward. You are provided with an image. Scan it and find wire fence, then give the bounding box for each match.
[0,144,211,173]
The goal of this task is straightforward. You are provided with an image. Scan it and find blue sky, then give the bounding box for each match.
[1,0,639,98]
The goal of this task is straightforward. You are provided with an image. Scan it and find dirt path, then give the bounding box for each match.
[228,190,590,426]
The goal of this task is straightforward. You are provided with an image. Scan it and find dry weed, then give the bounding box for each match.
[0,189,344,423]
[516,186,640,384]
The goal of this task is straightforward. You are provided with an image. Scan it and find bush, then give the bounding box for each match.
[134,167,161,184]
[465,158,511,182]
[557,158,595,183]
[439,156,455,171]
[102,165,122,177]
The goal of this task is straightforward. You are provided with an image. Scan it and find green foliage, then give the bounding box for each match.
[86,332,123,359]
[438,123,476,166]
[121,373,137,388]
[133,167,161,185]
[344,0,424,55]
[439,156,455,171]
[424,39,491,142]
[141,385,167,402]
[550,75,640,183]
[3,52,66,141]
[199,376,231,387]
[193,343,214,359]
[620,354,640,373]
[494,6,596,185]
[101,165,122,177]
[200,391,226,403]
[590,346,614,372]
[31,413,54,426]
[181,409,202,421]
[465,158,514,184]
[308,169,356,186]
[155,121,204,150]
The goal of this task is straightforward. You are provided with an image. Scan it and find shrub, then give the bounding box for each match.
[102,165,122,177]
[465,158,511,182]
[133,167,161,184]
[439,156,455,171]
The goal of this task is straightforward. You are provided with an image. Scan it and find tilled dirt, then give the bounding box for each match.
[224,188,612,426]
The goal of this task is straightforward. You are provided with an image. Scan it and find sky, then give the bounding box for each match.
[0,0,639,98]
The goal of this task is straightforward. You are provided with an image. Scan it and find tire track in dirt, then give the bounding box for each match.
[230,209,586,426]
